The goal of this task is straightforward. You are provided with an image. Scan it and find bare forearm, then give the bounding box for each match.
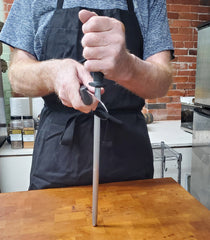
[118,51,173,99]
[8,49,98,113]
[9,54,54,97]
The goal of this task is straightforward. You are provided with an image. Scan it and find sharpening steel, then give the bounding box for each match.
[89,72,104,227]
[80,72,104,227]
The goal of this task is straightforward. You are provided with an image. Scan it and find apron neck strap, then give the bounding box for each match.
[57,0,64,9]
[127,0,134,12]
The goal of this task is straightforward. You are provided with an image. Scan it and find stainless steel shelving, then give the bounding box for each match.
[152,141,182,184]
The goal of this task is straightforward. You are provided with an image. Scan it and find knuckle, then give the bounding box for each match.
[88,16,98,30]
[83,47,87,59]
[84,60,92,71]
[114,19,124,31]
[60,97,69,107]
[83,107,91,114]
[83,47,91,59]
[58,88,65,99]
[78,105,91,114]
[81,36,87,47]
[82,33,95,47]
[72,102,80,111]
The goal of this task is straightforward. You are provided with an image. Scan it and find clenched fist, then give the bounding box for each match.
[79,9,133,83]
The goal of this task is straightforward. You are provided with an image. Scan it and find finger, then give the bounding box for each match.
[70,88,93,113]
[81,16,125,34]
[77,64,95,92]
[83,46,105,60]
[81,32,110,48]
[84,59,110,74]
[91,97,99,111]
[82,16,113,34]
[60,98,72,108]
[78,96,99,113]
[77,87,99,112]
[79,9,98,24]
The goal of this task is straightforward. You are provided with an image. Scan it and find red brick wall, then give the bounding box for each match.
[2,0,210,121]
[3,0,12,18]
[144,0,210,120]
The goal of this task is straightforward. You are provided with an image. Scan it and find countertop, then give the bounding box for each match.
[0,141,33,156]
[0,120,192,156]
[0,178,209,240]
[147,120,192,148]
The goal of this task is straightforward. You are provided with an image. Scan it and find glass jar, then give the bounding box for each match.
[22,116,35,149]
[10,116,23,149]
[23,116,34,128]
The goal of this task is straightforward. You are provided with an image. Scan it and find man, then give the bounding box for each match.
[0,0,174,190]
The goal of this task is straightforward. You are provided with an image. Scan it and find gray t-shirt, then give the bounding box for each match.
[0,0,174,60]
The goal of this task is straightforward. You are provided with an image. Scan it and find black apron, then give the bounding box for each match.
[29,0,153,190]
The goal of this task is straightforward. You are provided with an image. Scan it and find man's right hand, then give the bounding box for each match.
[52,58,98,113]
[9,49,99,113]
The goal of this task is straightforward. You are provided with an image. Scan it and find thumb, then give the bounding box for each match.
[79,9,98,24]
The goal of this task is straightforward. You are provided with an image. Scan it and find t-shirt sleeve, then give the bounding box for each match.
[140,0,174,60]
[0,0,35,56]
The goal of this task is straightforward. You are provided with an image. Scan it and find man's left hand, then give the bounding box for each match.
[79,9,132,83]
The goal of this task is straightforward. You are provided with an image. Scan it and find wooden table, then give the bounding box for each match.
[0,178,210,240]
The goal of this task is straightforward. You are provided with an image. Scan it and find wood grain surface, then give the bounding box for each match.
[0,178,210,240]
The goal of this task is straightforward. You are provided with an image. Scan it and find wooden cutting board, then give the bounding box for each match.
[0,178,210,240]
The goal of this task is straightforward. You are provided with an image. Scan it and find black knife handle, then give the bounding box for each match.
[79,85,93,105]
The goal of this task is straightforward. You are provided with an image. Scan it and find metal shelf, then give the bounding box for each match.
[152,141,182,184]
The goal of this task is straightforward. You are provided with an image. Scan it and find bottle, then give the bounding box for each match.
[22,116,35,149]
[10,116,23,149]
